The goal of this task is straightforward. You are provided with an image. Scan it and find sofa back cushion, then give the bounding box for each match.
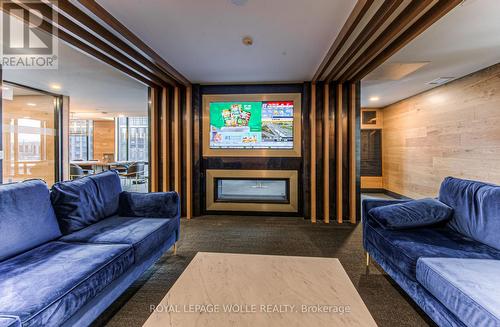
[439,177,500,250]
[50,171,122,234]
[0,180,61,262]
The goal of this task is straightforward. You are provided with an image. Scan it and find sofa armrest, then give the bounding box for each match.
[119,191,180,219]
[362,198,411,223]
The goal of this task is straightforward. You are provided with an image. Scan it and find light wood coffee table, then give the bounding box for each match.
[144,252,377,327]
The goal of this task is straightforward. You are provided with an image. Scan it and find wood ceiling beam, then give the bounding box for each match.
[56,0,178,86]
[337,0,435,82]
[350,0,462,81]
[1,3,154,86]
[313,0,374,81]
[325,0,404,81]
[77,0,190,86]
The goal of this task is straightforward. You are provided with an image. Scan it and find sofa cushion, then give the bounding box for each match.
[439,177,500,250]
[364,217,500,281]
[0,316,20,327]
[0,180,61,262]
[119,191,180,218]
[0,241,133,327]
[368,198,453,230]
[60,216,179,262]
[51,171,122,234]
[417,258,500,327]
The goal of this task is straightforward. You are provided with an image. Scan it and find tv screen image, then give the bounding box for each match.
[209,101,294,149]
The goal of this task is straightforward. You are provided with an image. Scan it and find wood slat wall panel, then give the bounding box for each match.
[93,120,115,161]
[382,63,500,198]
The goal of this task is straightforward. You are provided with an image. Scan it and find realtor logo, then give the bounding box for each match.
[1,0,58,69]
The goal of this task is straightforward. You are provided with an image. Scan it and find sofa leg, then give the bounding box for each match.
[366,252,370,267]
[173,242,177,255]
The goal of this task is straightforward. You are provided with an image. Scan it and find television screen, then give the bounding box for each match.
[209,101,294,149]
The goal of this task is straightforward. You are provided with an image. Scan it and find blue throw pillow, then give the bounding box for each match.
[368,198,453,230]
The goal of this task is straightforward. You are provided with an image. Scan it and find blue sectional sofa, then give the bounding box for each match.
[0,171,180,327]
[363,177,500,327]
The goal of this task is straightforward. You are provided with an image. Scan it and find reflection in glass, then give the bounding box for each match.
[2,85,56,185]
[216,179,288,202]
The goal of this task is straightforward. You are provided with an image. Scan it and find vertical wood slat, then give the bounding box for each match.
[349,83,357,224]
[310,83,317,223]
[149,87,158,192]
[174,87,181,194]
[185,86,193,219]
[161,87,170,192]
[336,83,343,224]
[323,83,330,223]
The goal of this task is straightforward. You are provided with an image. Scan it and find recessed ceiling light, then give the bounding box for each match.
[242,36,253,46]
[27,103,37,106]
[50,84,61,90]
[369,96,380,102]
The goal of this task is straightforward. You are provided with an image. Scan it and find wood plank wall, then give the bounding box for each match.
[314,82,361,223]
[93,120,115,161]
[382,63,500,198]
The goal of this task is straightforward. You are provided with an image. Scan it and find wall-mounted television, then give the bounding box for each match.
[203,93,301,157]
[209,101,294,149]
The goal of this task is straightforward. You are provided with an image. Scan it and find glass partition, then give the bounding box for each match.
[2,84,57,185]
[69,120,93,161]
[215,179,289,203]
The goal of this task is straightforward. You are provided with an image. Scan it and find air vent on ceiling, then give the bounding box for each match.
[427,77,455,85]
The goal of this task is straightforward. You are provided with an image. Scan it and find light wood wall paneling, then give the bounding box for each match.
[185,86,193,219]
[382,63,500,198]
[302,83,312,220]
[161,87,170,192]
[323,83,330,223]
[93,120,115,161]
[336,83,343,224]
[173,87,181,194]
[349,83,357,223]
[148,87,159,192]
[328,84,337,222]
[310,83,317,223]
[315,83,325,221]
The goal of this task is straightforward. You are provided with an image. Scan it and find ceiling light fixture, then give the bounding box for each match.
[369,96,380,102]
[50,84,61,90]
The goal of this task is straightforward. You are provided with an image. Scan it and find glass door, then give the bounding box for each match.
[2,84,58,186]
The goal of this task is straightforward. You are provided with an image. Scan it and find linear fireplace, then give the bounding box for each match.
[206,169,298,213]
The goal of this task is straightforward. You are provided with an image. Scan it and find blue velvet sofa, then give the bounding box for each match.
[363,177,500,327]
[0,171,180,327]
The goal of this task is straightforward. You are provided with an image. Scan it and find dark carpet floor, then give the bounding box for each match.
[94,215,435,327]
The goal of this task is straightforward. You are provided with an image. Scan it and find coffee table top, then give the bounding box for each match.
[144,252,377,327]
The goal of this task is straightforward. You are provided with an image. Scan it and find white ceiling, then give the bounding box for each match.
[2,12,148,119]
[96,0,357,83]
[361,0,500,108]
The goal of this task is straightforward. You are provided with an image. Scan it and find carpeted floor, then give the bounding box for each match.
[93,214,434,327]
